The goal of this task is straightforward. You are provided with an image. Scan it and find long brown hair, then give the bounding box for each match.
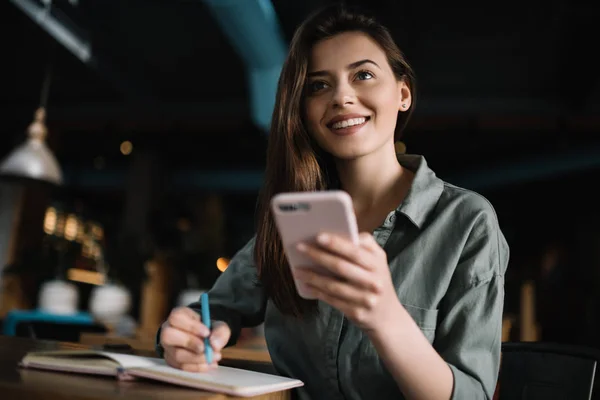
[254,3,417,317]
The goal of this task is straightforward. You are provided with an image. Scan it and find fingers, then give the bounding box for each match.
[180,362,217,373]
[358,232,384,254]
[164,346,223,372]
[164,346,209,365]
[209,321,231,351]
[296,237,382,292]
[296,268,379,307]
[160,309,232,372]
[293,255,378,292]
[297,243,356,275]
[304,232,382,270]
[313,233,366,265]
[160,323,205,353]
[161,307,210,353]
[167,307,209,337]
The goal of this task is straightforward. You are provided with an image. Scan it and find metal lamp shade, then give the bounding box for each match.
[0,107,63,186]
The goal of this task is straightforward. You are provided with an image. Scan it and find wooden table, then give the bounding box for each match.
[0,335,290,400]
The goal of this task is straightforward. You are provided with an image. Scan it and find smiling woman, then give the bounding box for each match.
[158,3,509,400]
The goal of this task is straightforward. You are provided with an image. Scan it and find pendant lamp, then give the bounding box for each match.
[0,54,63,186]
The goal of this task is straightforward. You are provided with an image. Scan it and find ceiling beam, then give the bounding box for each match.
[201,0,287,132]
[10,0,91,62]
[10,0,152,101]
[443,142,600,191]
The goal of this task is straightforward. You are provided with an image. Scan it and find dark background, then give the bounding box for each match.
[2,0,600,346]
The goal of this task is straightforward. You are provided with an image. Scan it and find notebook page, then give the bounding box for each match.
[20,351,122,377]
[97,352,167,369]
[21,353,119,374]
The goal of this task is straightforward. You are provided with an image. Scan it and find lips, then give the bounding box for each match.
[326,114,371,136]
[326,114,371,135]
[331,116,367,129]
[326,113,370,128]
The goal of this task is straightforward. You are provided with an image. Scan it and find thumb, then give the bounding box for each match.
[209,321,231,351]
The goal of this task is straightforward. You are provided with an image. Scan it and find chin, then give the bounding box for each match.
[326,146,368,160]
[314,129,385,160]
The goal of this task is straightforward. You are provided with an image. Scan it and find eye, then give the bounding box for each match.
[307,80,329,94]
[355,70,374,81]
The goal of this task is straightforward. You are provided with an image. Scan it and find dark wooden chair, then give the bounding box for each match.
[497,341,600,400]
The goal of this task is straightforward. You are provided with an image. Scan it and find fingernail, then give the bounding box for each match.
[317,234,330,244]
[296,242,307,252]
[198,325,210,337]
[211,338,222,349]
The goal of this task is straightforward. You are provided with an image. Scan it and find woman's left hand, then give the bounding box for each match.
[294,232,401,333]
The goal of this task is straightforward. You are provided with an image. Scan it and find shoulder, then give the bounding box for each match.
[439,181,510,281]
[232,236,257,261]
[437,181,500,233]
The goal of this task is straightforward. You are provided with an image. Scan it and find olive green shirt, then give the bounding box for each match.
[161,154,509,400]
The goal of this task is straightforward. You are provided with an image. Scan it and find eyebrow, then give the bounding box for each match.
[307,59,380,78]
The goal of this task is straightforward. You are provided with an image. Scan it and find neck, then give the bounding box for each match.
[335,143,406,215]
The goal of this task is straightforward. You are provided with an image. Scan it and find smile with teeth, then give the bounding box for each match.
[331,117,369,130]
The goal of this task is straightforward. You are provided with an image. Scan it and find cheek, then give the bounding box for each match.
[304,98,326,132]
[366,87,400,125]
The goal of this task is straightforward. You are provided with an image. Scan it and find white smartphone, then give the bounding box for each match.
[270,190,359,299]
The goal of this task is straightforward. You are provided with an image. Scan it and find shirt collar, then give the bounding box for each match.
[395,154,444,229]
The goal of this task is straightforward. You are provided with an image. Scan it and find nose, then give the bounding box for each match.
[331,82,355,108]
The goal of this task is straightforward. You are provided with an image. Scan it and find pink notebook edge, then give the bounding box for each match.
[127,367,304,397]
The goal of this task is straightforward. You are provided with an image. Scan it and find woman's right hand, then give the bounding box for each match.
[159,306,231,372]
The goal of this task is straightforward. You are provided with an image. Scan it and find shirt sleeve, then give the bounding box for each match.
[156,237,266,356]
[434,209,510,399]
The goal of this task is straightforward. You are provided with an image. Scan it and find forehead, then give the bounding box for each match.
[308,31,388,71]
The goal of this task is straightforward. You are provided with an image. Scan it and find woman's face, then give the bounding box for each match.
[304,31,411,160]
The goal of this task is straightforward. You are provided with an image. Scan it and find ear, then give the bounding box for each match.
[397,80,412,112]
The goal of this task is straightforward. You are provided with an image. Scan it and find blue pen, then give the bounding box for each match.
[200,292,213,364]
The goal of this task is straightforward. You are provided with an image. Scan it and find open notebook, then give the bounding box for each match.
[19,350,303,397]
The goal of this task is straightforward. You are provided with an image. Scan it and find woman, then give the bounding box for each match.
[158,4,509,399]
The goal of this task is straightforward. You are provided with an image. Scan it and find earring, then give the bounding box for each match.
[394,141,406,154]
[401,104,407,109]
